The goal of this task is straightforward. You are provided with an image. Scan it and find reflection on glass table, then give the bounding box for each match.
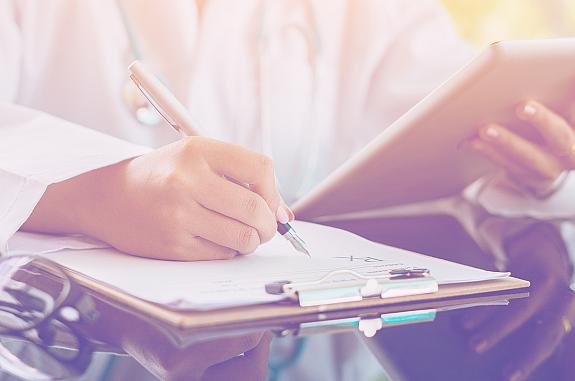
[370,222,575,381]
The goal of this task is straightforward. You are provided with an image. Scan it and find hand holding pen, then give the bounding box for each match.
[129,61,310,257]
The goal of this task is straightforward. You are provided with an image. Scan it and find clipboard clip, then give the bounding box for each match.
[265,267,439,307]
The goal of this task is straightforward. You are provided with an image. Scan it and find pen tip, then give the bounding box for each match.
[282,225,311,257]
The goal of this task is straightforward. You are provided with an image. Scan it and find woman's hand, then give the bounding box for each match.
[23,136,293,261]
[470,101,575,196]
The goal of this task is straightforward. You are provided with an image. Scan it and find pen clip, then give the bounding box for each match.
[129,74,182,134]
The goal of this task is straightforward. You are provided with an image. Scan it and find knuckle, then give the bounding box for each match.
[242,194,261,216]
[163,171,186,191]
[256,154,275,175]
[168,207,187,227]
[180,137,206,163]
[259,218,277,243]
[269,193,281,212]
[188,171,213,200]
[182,136,202,151]
[237,226,259,253]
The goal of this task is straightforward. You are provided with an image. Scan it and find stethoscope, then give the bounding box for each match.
[118,0,325,201]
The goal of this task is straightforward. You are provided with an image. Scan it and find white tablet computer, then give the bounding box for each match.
[293,39,575,220]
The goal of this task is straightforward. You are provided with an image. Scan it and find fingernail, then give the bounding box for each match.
[276,206,290,224]
[484,126,500,140]
[523,103,537,117]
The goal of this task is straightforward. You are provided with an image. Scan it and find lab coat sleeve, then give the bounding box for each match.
[469,171,575,220]
[0,103,151,254]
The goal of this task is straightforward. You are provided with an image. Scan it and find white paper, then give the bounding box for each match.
[13,222,509,310]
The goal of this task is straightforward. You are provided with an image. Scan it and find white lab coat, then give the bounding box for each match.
[1,0,574,259]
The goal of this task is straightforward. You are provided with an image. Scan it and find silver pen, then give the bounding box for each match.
[277,222,310,257]
[128,60,311,256]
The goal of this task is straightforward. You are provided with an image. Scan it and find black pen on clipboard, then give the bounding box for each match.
[128,60,310,257]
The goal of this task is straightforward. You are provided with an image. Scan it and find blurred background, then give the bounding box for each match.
[441,0,575,48]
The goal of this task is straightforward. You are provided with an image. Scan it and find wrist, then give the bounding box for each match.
[21,159,132,238]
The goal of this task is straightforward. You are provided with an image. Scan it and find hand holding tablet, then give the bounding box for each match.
[470,99,575,198]
[294,38,575,220]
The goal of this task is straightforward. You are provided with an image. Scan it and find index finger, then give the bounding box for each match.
[199,138,282,215]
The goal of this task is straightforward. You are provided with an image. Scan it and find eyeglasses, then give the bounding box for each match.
[0,255,95,380]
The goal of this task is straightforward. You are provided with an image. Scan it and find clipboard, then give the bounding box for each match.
[60,263,529,333]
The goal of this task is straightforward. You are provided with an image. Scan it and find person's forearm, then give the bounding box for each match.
[20,137,291,261]
[21,161,125,236]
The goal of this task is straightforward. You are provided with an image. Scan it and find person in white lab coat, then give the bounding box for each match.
[1,0,574,264]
